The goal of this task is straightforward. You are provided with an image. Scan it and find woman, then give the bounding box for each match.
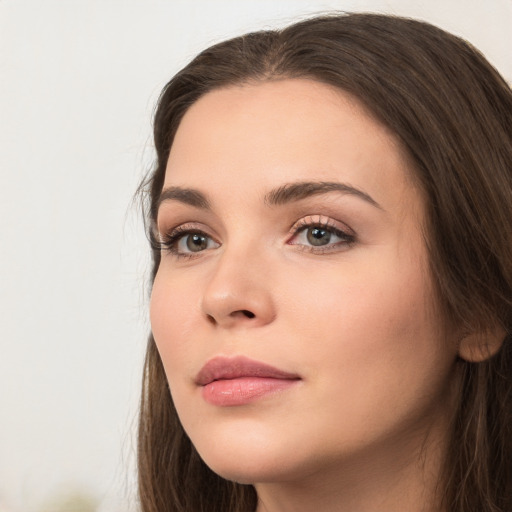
[137,13,512,512]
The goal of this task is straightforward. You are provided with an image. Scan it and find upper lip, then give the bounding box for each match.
[195,356,301,386]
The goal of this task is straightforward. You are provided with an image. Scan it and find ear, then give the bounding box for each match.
[458,325,507,363]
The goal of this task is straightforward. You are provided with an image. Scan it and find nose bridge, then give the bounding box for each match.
[201,239,275,327]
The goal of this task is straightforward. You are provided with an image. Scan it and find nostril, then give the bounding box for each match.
[206,310,256,324]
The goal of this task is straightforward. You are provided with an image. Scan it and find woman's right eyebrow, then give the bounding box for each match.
[157,186,211,211]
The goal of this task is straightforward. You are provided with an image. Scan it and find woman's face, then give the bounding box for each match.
[150,79,459,485]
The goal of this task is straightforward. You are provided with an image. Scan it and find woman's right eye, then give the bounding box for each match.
[160,228,220,258]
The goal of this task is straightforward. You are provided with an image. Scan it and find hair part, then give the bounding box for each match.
[138,13,512,512]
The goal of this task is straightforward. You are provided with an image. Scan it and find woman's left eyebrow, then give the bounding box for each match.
[264,181,383,209]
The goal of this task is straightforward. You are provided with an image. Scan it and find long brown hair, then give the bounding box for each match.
[138,13,512,512]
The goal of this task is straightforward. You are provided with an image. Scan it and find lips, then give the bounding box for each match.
[196,355,300,384]
[195,356,301,406]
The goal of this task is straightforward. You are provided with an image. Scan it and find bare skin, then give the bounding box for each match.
[151,79,460,511]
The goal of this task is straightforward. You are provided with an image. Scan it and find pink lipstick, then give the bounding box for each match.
[196,356,301,406]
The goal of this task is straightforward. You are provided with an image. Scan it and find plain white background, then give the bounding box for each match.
[1,1,511,511]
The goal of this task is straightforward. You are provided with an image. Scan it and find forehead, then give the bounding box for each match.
[164,79,418,214]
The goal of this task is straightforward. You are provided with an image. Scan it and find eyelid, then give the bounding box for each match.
[287,215,355,239]
[286,214,356,252]
[157,220,215,239]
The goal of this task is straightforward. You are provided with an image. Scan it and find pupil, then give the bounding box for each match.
[187,234,208,252]
[307,227,331,246]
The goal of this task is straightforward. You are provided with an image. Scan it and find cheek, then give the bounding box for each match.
[287,255,431,344]
[150,269,201,377]
[284,250,451,408]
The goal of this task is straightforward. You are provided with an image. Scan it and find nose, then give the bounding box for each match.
[201,247,276,329]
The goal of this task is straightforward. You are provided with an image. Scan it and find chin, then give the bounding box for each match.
[202,456,294,485]
[195,440,283,483]
[192,431,320,485]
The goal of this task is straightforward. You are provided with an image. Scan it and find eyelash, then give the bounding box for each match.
[288,217,356,254]
[158,224,219,260]
[158,216,355,260]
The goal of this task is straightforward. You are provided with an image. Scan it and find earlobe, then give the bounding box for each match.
[458,326,507,363]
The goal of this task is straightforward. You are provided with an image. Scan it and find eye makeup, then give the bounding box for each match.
[287,215,356,254]
[157,213,356,260]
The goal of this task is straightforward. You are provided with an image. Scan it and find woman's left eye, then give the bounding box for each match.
[289,220,355,252]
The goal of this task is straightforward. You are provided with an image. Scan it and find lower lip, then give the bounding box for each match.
[201,377,299,406]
